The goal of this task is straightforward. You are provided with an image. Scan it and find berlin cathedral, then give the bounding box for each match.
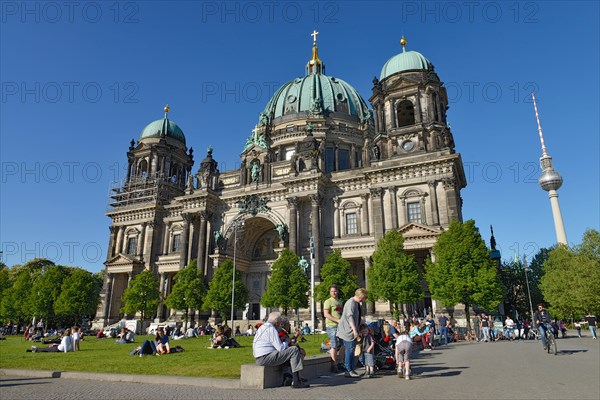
[94,35,467,327]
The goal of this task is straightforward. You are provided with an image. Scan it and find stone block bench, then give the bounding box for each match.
[240,354,331,389]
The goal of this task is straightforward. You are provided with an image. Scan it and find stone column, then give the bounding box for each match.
[428,180,440,225]
[399,197,408,226]
[414,91,421,123]
[384,189,393,231]
[115,226,125,256]
[333,197,340,238]
[309,194,322,277]
[350,144,357,168]
[363,256,375,315]
[162,222,171,254]
[143,221,155,269]
[334,142,340,171]
[196,211,210,273]
[443,179,459,221]
[370,188,384,242]
[360,193,370,235]
[107,226,118,260]
[390,186,398,229]
[137,223,146,258]
[420,196,428,225]
[179,213,193,268]
[188,217,196,265]
[157,272,166,321]
[391,100,398,128]
[287,197,298,253]
[102,273,114,323]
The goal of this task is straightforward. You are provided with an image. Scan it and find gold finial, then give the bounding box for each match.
[307,30,323,74]
[164,103,170,116]
[400,36,407,52]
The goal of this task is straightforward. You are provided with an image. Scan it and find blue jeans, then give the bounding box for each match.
[538,324,548,348]
[589,325,597,339]
[439,327,448,345]
[482,327,490,341]
[342,339,356,373]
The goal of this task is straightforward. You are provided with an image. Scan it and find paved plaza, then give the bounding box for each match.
[1,336,598,400]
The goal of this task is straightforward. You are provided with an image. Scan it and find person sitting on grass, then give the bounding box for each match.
[155,327,170,354]
[30,328,73,353]
[211,326,226,348]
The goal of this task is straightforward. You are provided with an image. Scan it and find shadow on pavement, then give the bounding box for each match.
[0,377,51,388]
[557,349,588,355]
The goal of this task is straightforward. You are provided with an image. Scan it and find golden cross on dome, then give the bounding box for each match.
[164,103,170,115]
[311,30,319,44]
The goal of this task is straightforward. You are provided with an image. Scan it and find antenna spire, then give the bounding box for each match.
[531,93,547,156]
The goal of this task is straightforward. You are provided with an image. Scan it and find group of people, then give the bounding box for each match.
[28,326,83,353]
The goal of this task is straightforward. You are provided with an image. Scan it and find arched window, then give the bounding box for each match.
[138,159,148,178]
[397,100,415,127]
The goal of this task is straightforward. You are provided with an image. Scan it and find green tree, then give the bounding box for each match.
[368,230,423,319]
[426,219,503,331]
[203,259,248,320]
[28,265,68,326]
[165,259,206,327]
[260,248,308,315]
[541,229,600,319]
[54,268,103,326]
[528,247,551,309]
[0,269,33,325]
[120,270,160,331]
[315,249,358,303]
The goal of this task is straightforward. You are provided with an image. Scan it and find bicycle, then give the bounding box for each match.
[541,323,558,355]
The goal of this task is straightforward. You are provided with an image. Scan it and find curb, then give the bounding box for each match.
[0,369,241,389]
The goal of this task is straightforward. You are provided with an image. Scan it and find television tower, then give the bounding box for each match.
[531,93,567,245]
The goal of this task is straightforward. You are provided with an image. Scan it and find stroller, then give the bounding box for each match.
[367,320,396,370]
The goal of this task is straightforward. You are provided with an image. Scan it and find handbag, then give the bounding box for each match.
[354,342,362,356]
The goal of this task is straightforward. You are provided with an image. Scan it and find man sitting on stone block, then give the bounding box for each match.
[252,311,309,389]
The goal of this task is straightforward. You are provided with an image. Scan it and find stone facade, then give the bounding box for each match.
[94,39,467,327]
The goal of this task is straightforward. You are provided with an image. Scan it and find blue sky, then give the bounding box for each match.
[1,1,598,272]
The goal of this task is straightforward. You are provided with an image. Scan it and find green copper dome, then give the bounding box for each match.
[262,74,371,123]
[259,39,372,125]
[380,50,432,80]
[140,116,186,145]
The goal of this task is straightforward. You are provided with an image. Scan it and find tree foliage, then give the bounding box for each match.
[54,268,102,326]
[541,229,600,319]
[368,230,423,319]
[28,265,69,326]
[203,259,248,320]
[0,270,33,324]
[165,259,206,325]
[315,249,358,303]
[426,219,503,330]
[120,269,160,324]
[260,248,308,315]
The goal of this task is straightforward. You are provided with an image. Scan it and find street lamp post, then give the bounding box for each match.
[523,255,535,324]
[230,220,244,331]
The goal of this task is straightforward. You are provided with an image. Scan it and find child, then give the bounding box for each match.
[395,327,413,380]
[575,321,582,337]
[72,326,81,351]
[360,324,375,378]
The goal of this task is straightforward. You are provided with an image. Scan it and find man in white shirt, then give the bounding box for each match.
[253,312,309,388]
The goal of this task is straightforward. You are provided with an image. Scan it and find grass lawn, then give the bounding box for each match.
[0,334,327,379]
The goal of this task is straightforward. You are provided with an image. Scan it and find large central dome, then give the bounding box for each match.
[260,39,372,125]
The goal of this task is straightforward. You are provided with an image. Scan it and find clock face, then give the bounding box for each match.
[402,140,414,151]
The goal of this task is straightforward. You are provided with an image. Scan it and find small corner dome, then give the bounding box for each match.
[140,117,186,145]
[380,50,432,81]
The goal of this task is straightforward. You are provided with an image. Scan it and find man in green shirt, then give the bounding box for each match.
[323,285,343,373]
